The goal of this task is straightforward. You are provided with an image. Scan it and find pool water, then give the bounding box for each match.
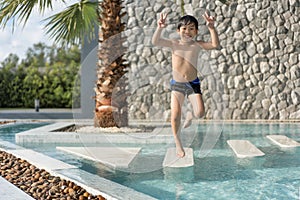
[111,123,300,200]
[0,122,49,143]
[0,122,299,200]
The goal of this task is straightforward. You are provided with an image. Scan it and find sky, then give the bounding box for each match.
[0,0,77,61]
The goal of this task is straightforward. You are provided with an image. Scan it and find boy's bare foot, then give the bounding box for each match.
[183,112,193,128]
[176,146,185,158]
[174,136,185,158]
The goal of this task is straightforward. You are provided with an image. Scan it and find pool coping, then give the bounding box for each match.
[15,121,175,144]
[0,176,35,200]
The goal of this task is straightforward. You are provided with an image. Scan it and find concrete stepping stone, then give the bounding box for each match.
[227,140,265,158]
[266,135,300,148]
[57,147,141,169]
[163,148,194,168]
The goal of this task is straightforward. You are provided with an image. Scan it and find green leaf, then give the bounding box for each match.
[43,0,98,45]
[0,0,64,29]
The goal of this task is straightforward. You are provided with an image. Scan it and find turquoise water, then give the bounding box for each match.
[105,123,300,200]
[0,122,49,143]
[0,122,299,200]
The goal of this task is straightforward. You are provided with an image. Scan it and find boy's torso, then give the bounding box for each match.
[171,40,201,82]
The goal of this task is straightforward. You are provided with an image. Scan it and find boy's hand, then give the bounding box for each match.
[158,12,168,28]
[203,11,216,29]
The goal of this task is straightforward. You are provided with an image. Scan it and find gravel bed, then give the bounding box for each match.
[55,124,154,133]
[0,150,106,200]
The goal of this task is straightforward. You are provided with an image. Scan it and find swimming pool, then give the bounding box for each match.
[1,122,299,199]
[0,122,50,143]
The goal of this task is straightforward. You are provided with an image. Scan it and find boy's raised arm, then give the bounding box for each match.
[152,12,173,47]
[198,12,220,50]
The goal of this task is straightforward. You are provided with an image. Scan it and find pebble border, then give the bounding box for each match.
[0,150,106,200]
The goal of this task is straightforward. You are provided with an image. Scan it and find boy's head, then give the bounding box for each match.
[177,15,199,30]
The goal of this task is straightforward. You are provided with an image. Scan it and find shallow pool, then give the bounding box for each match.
[1,122,300,200]
[0,122,50,143]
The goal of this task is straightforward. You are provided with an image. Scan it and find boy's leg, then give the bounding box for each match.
[171,91,185,157]
[183,111,193,128]
[183,94,205,128]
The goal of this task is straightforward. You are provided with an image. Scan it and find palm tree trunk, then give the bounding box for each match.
[94,0,129,127]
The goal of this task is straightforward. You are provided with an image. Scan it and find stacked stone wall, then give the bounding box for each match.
[122,0,300,120]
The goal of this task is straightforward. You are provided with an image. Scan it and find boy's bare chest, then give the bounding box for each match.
[172,43,200,59]
[173,49,199,62]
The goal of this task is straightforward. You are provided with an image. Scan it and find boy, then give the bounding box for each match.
[152,12,220,157]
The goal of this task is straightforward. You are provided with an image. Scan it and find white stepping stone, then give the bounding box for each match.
[163,148,194,168]
[57,147,141,169]
[266,135,300,147]
[227,140,265,158]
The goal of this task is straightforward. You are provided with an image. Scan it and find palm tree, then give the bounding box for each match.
[95,0,128,127]
[0,0,129,127]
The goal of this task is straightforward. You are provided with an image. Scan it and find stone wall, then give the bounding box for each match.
[122,0,300,120]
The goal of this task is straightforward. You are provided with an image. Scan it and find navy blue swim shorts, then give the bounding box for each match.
[170,77,202,97]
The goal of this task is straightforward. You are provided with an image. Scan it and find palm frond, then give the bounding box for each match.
[0,0,64,29]
[43,0,98,45]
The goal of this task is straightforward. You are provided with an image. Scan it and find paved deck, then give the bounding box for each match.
[0,109,74,119]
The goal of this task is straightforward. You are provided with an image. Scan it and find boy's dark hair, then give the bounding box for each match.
[177,15,199,30]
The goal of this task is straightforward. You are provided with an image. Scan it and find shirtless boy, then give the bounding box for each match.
[152,12,220,157]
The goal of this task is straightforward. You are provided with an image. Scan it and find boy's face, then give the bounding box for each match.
[177,23,198,42]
